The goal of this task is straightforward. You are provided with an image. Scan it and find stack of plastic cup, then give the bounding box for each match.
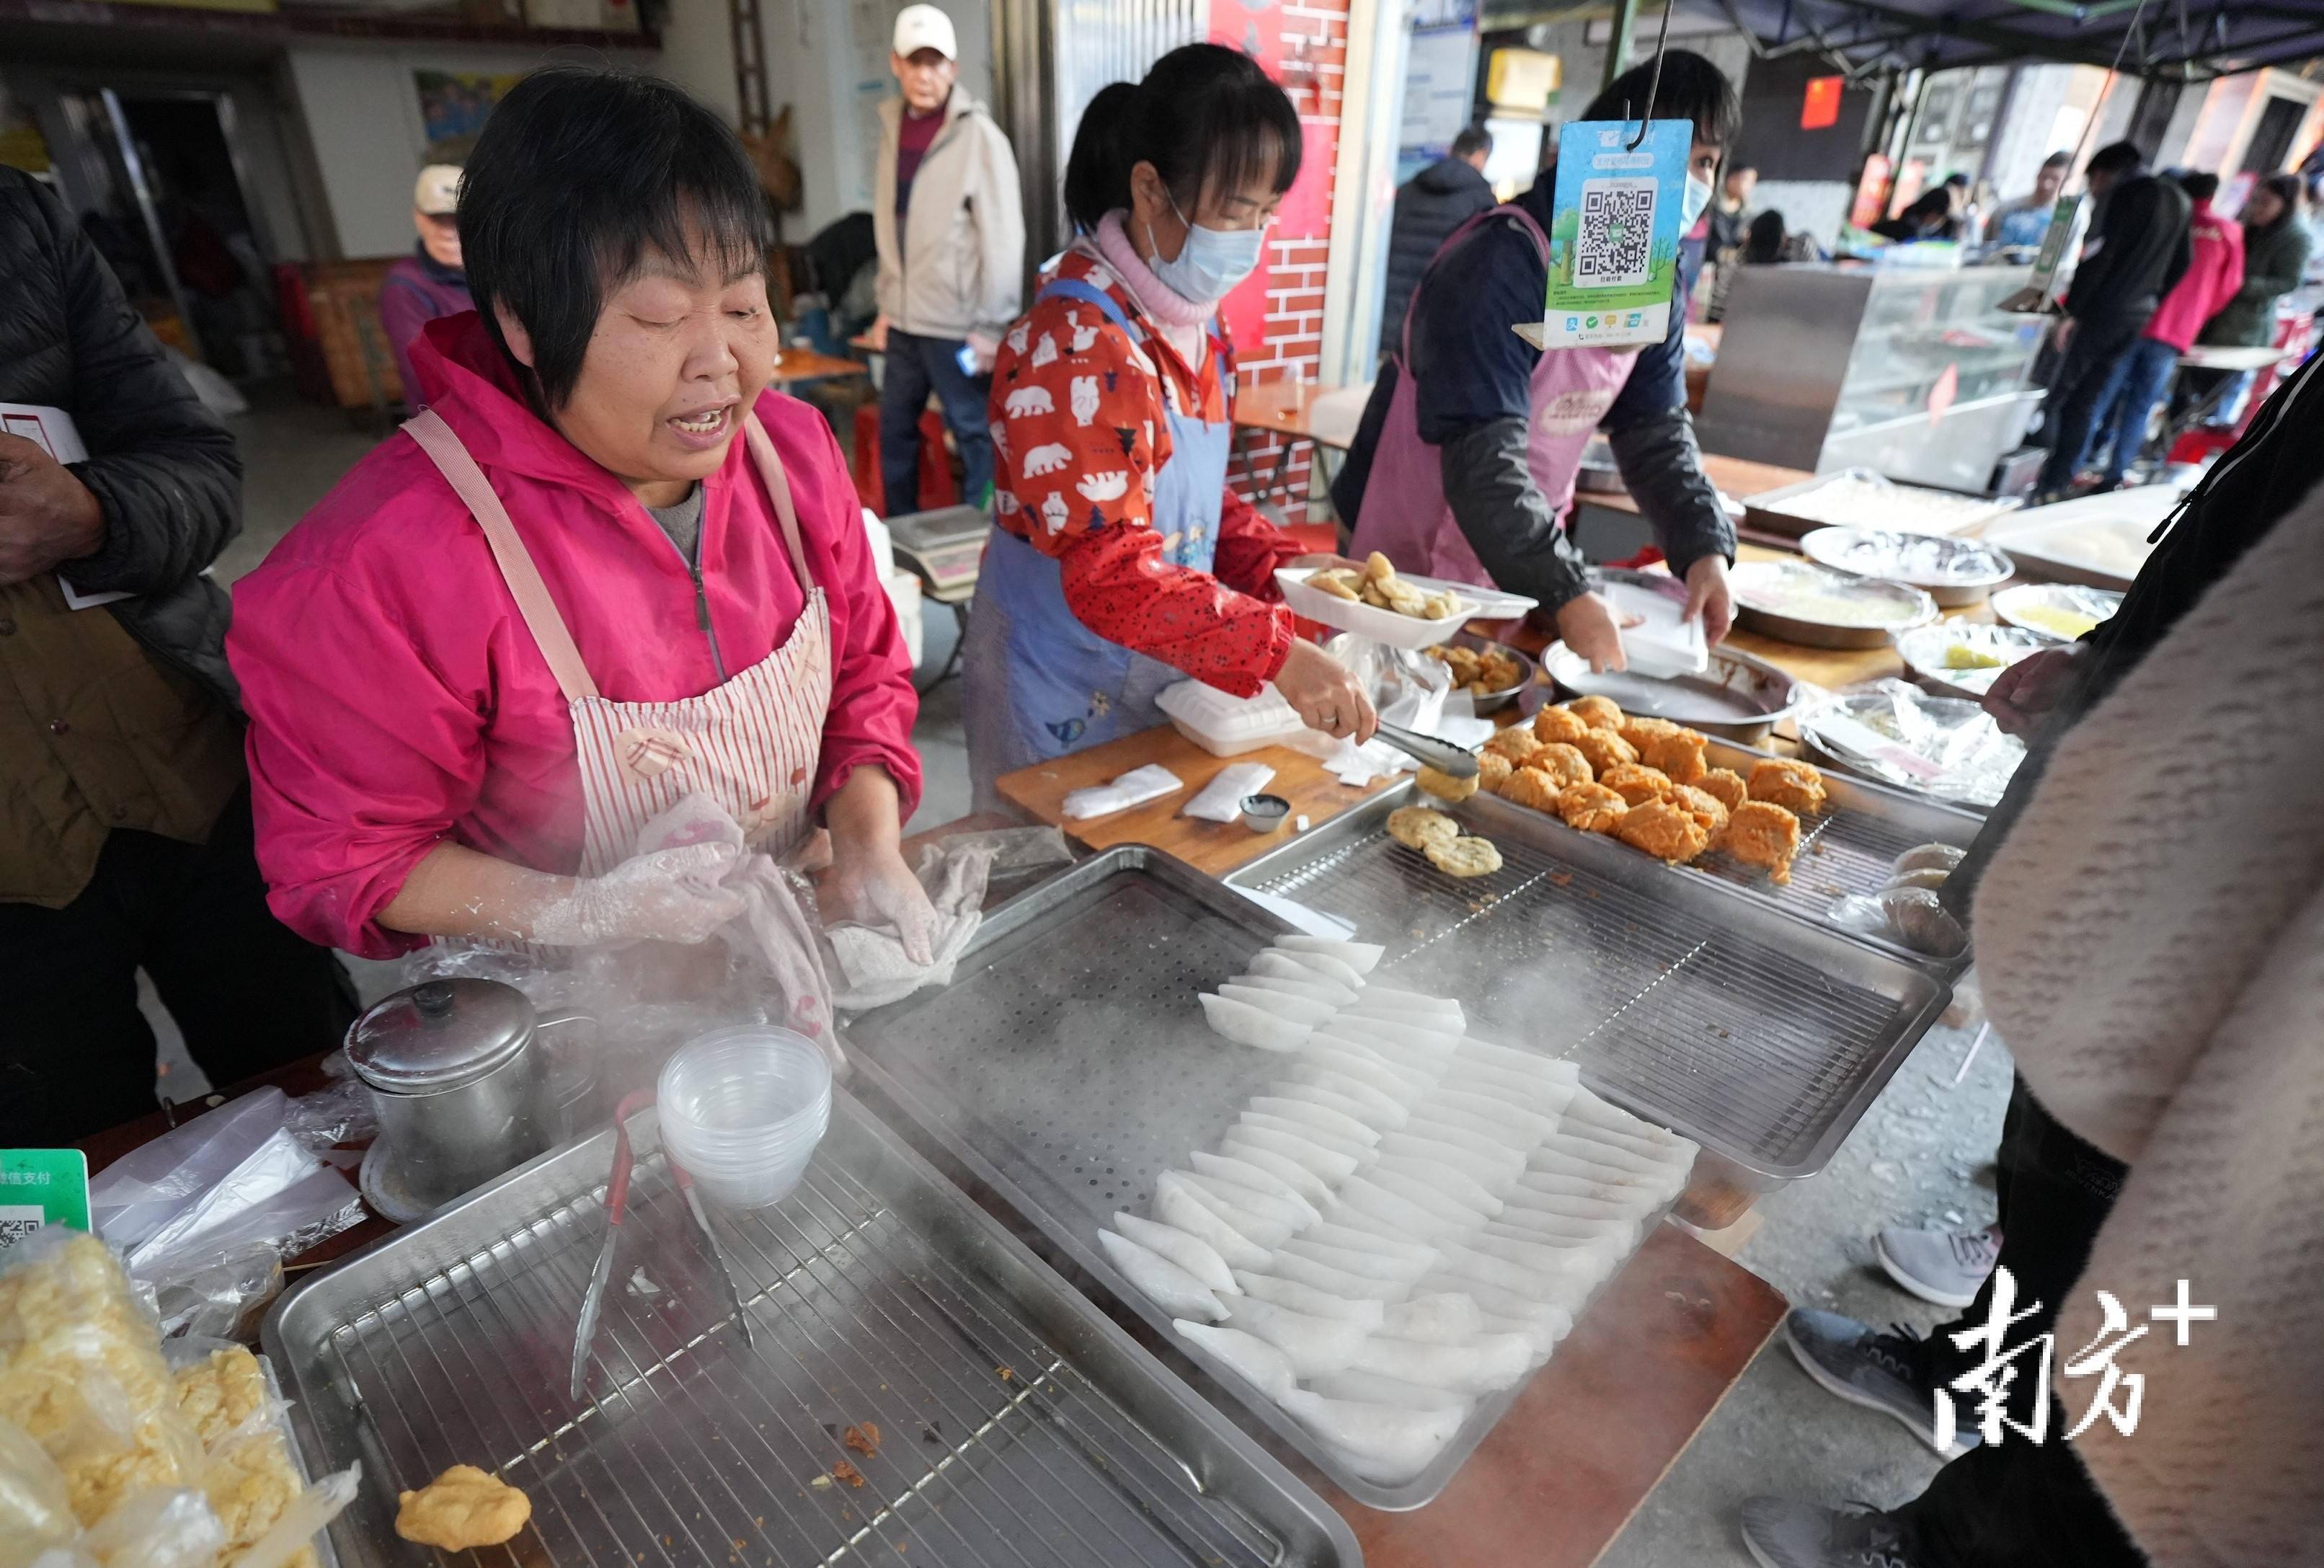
[657,1026,833,1208]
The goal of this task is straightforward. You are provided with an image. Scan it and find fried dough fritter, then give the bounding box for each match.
[1615,799,1711,864]
[1748,757,1829,815]
[1483,725,1549,766]
[396,1466,532,1551]
[1416,763,1479,802]
[1427,835,1504,877]
[1572,728,1639,775]
[1388,805,1461,849]
[1498,765,1567,812]
[1720,800,1803,885]
[1530,742,1594,789]
[1556,782,1629,834]
[1698,768,1749,814]
[1598,763,1675,807]
[1669,783,1731,835]
[1641,729,1709,787]
[1567,695,1625,731]
[1618,715,1682,753]
[1477,750,1515,791]
[1531,704,1592,745]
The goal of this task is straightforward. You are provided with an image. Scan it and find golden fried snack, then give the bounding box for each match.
[1641,730,1709,787]
[1598,763,1675,807]
[1308,570,1360,602]
[1698,768,1749,814]
[1748,757,1829,815]
[1531,704,1591,745]
[1426,835,1504,877]
[1721,800,1803,884]
[1497,765,1566,812]
[1669,783,1730,835]
[1615,799,1711,864]
[396,1465,532,1551]
[1483,725,1548,766]
[1571,727,1638,775]
[1556,782,1628,834]
[1476,750,1514,791]
[1387,805,1461,849]
[175,1346,268,1448]
[1416,764,1478,802]
[1567,695,1625,731]
[1364,551,1397,583]
[1427,645,1482,684]
[1618,715,1682,753]
[1531,742,1593,789]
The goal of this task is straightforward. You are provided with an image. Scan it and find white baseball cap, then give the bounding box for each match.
[413,164,462,217]
[892,4,957,60]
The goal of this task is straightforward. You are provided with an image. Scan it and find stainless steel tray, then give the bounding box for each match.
[1228,788,1950,1184]
[262,1088,1359,1568]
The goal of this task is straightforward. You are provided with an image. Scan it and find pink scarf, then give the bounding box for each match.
[1093,210,1212,329]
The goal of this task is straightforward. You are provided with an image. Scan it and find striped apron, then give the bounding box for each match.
[401,409,834,883]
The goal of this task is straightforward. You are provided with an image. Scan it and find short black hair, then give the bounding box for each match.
[2176,169,2220,203]
[1744,208,1787,262]
[2041,150,2073,170]
[1943,172,1969,188]
[1450,125,1493,161]
[1063,43,1301,234]
[1579,50,1740,150]
[2086,141,2146,178]
[2258,171,2305,216]
[460,67,767,408]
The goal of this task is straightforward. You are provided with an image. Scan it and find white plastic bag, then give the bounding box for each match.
[1063,763,1184,819]
[1183,763,1277,823]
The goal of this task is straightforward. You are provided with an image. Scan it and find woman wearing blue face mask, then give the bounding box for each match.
[963,43,1375,807]
[1334,52,1742,674]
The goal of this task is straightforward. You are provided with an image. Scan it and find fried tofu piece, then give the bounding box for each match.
[1720,800,1803,884]
[1498,765,1567,812]
[1477,750,1514,791]
[1427,835,1504,877]
[1615,799,1711,864]
[1698,768,1749,814]
[1556,782,1629,834]
[1618,715,1682,753]
[396,1466,532,1551]
[1641,730,1709,787]
[1567,695,1625,731]
[1531,704,1592,745]
[1388,806,1461,849]
[1483,725,1549,766]
[1670,783,1731,835]
[1530,742,1594,789]
[1416,763,1478,802]
[1572,727,1639,775]
[1598,763,1675,807]
[1748,758,1829,815]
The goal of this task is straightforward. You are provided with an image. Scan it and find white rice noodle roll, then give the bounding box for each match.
[1310,1031,1450,1085]
[1181,1169,1320,1233]
[1263,944,1367,991]
[1295,1045,1431,1102]
[1445,1060,1578,1118]
[1517,1168,1654,1207]
[1207,1140,1334,1205]
[1236,1111,1375,1164]
[1553,1124,1695,1175]
[1474,1301,1576,1357]
[1351,1331,1535,1394]
[1327,1015,1463,1059]
[1471,1223,1628,1276]
[1427,1260,1593,1319]
[1231,1269,1387,1328]
[1219,982,1339,1028]
[1341,1002,1468,1037]
[1198,992,1312,1053]
[1421,1086,1559,1146]
[1263,1249,1414,1302]
[1234,969,1360,1007]
[1381,1291,1483,1345]
[1172,1171,1298,1249]
[1112,1210,1238,1294]
[1272,935,1385,974]
[1274,1072,1407,1128]
[1281,1235,1436,1285]
[1499,1184,1650,1226]
[1278,1391,1463,1483]
[1189,1150,1323,1219]
[1359,983,1463,1018]
[1455,1037,1582,1090]
[1175,1321,1298,1401]
[1302,1221,1438,1267]
[1378,1131,1526,1191]
[1222,1294,1369,1376]
[1370,1155,1506,1218]
[1404,1102,1537,1153]
[1437,1241,1599,1301]
[1563,1084,1695,1146]
[1153,1172,1271,1270]
[1223,1122,1362,1182]
[1100,1229,1227,1319]
[1308,1367,1474,1414]
[1246,1095,1380,1148]
[1331,1175,1481,1243]
[1362,1166,1498,1229]
[1527,1146,1668,1190]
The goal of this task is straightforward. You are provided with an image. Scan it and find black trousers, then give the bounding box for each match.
[2036,316,2147,494]
[0,786,358,1144]
[1897,1078,2143,1566]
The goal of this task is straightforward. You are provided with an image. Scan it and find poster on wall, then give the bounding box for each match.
[414,71,523,147]
[1208,0,1336,366]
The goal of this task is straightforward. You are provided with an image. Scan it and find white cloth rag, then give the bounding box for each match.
[825,838,992,1010]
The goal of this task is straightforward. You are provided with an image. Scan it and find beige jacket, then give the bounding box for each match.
[1975,497,2324,1564]
[872,90,1025,342]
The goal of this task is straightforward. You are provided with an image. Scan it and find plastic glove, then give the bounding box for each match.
[531,842,747,947]
[822,838,939,966]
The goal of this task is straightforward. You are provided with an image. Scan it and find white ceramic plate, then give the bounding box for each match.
[1276,567,1535,650]
[1990,582,2124,642]
[1894,621,2050,698]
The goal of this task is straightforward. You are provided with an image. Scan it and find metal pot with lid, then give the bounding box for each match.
[347,979,595,1215]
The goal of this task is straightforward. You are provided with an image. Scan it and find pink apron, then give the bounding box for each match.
[1351,204,1640,586]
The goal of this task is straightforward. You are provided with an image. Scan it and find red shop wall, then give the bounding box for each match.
[1210,0,1349,534]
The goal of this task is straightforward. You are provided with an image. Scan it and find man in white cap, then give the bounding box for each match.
[869,3,1024,513]
[379,160,474,405]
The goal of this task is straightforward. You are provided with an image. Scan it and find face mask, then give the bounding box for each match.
[1148,197,1268,304]
[1682,173,1716,230]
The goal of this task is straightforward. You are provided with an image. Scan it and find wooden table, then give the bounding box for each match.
[1575,453,1815,521]
[770,347,870,386]
[1230,380,1366,451]
[994,724,1398,877]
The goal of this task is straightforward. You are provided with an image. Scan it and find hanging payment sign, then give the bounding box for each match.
[1527,118,1692,351]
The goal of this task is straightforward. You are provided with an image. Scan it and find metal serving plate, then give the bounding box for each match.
[264,1089,1360,1568]
[1729,557,1941,650]
[1800,526,2017,608]
[1429,629,1538,715]
[1539,637,1809,744]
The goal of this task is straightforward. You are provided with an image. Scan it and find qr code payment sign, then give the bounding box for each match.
[1575,177,1659,288]
[0,1207,42,1256]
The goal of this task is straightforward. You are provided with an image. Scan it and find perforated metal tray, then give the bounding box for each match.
[1227,789,1951,1181]
[263,1089,1359,1568]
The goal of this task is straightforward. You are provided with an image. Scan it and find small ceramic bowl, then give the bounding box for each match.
[1240,793,1291,834]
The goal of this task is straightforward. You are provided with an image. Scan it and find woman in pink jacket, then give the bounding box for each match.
[230,68,933,986]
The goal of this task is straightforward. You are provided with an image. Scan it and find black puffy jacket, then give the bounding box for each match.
[0,168,241,708]
[1379,157,1497,354]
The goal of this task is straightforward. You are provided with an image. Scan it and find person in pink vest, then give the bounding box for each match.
[229,68,935,991]
[2086,169,2245,492]
[1332,53,1740,672]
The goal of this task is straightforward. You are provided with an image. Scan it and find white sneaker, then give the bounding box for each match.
[1874,1225,2000,1309]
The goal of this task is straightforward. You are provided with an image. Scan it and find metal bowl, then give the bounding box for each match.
[1800,526,2017,608]
[1729,558,1940,649]
[1895,621,2050,699]
[1424,630,1539,714]
[1539,639,1809,745]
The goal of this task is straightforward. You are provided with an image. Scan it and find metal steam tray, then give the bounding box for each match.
[1228,788,1951,1183]
[262,1089,1359,1568]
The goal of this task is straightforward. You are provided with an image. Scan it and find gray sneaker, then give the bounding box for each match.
[1781,1308,1977,1458]
[1876,1224,2000,1309]
[1739,1498,1920,1568]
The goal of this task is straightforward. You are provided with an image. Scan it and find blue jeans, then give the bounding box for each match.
[879,328,994,514]
[2036,317,2144,494]
[2091,337,2180,488]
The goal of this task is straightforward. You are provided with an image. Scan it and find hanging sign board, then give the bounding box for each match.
[1999,194,2085,313]
[1519,118,1691,351]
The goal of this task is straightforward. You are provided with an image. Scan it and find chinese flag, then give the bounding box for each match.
[1802,76,1844,130]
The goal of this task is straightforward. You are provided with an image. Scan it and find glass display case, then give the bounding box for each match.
[1694,262,2049,495]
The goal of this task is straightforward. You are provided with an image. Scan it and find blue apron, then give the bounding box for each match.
[964,277,1236,810]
